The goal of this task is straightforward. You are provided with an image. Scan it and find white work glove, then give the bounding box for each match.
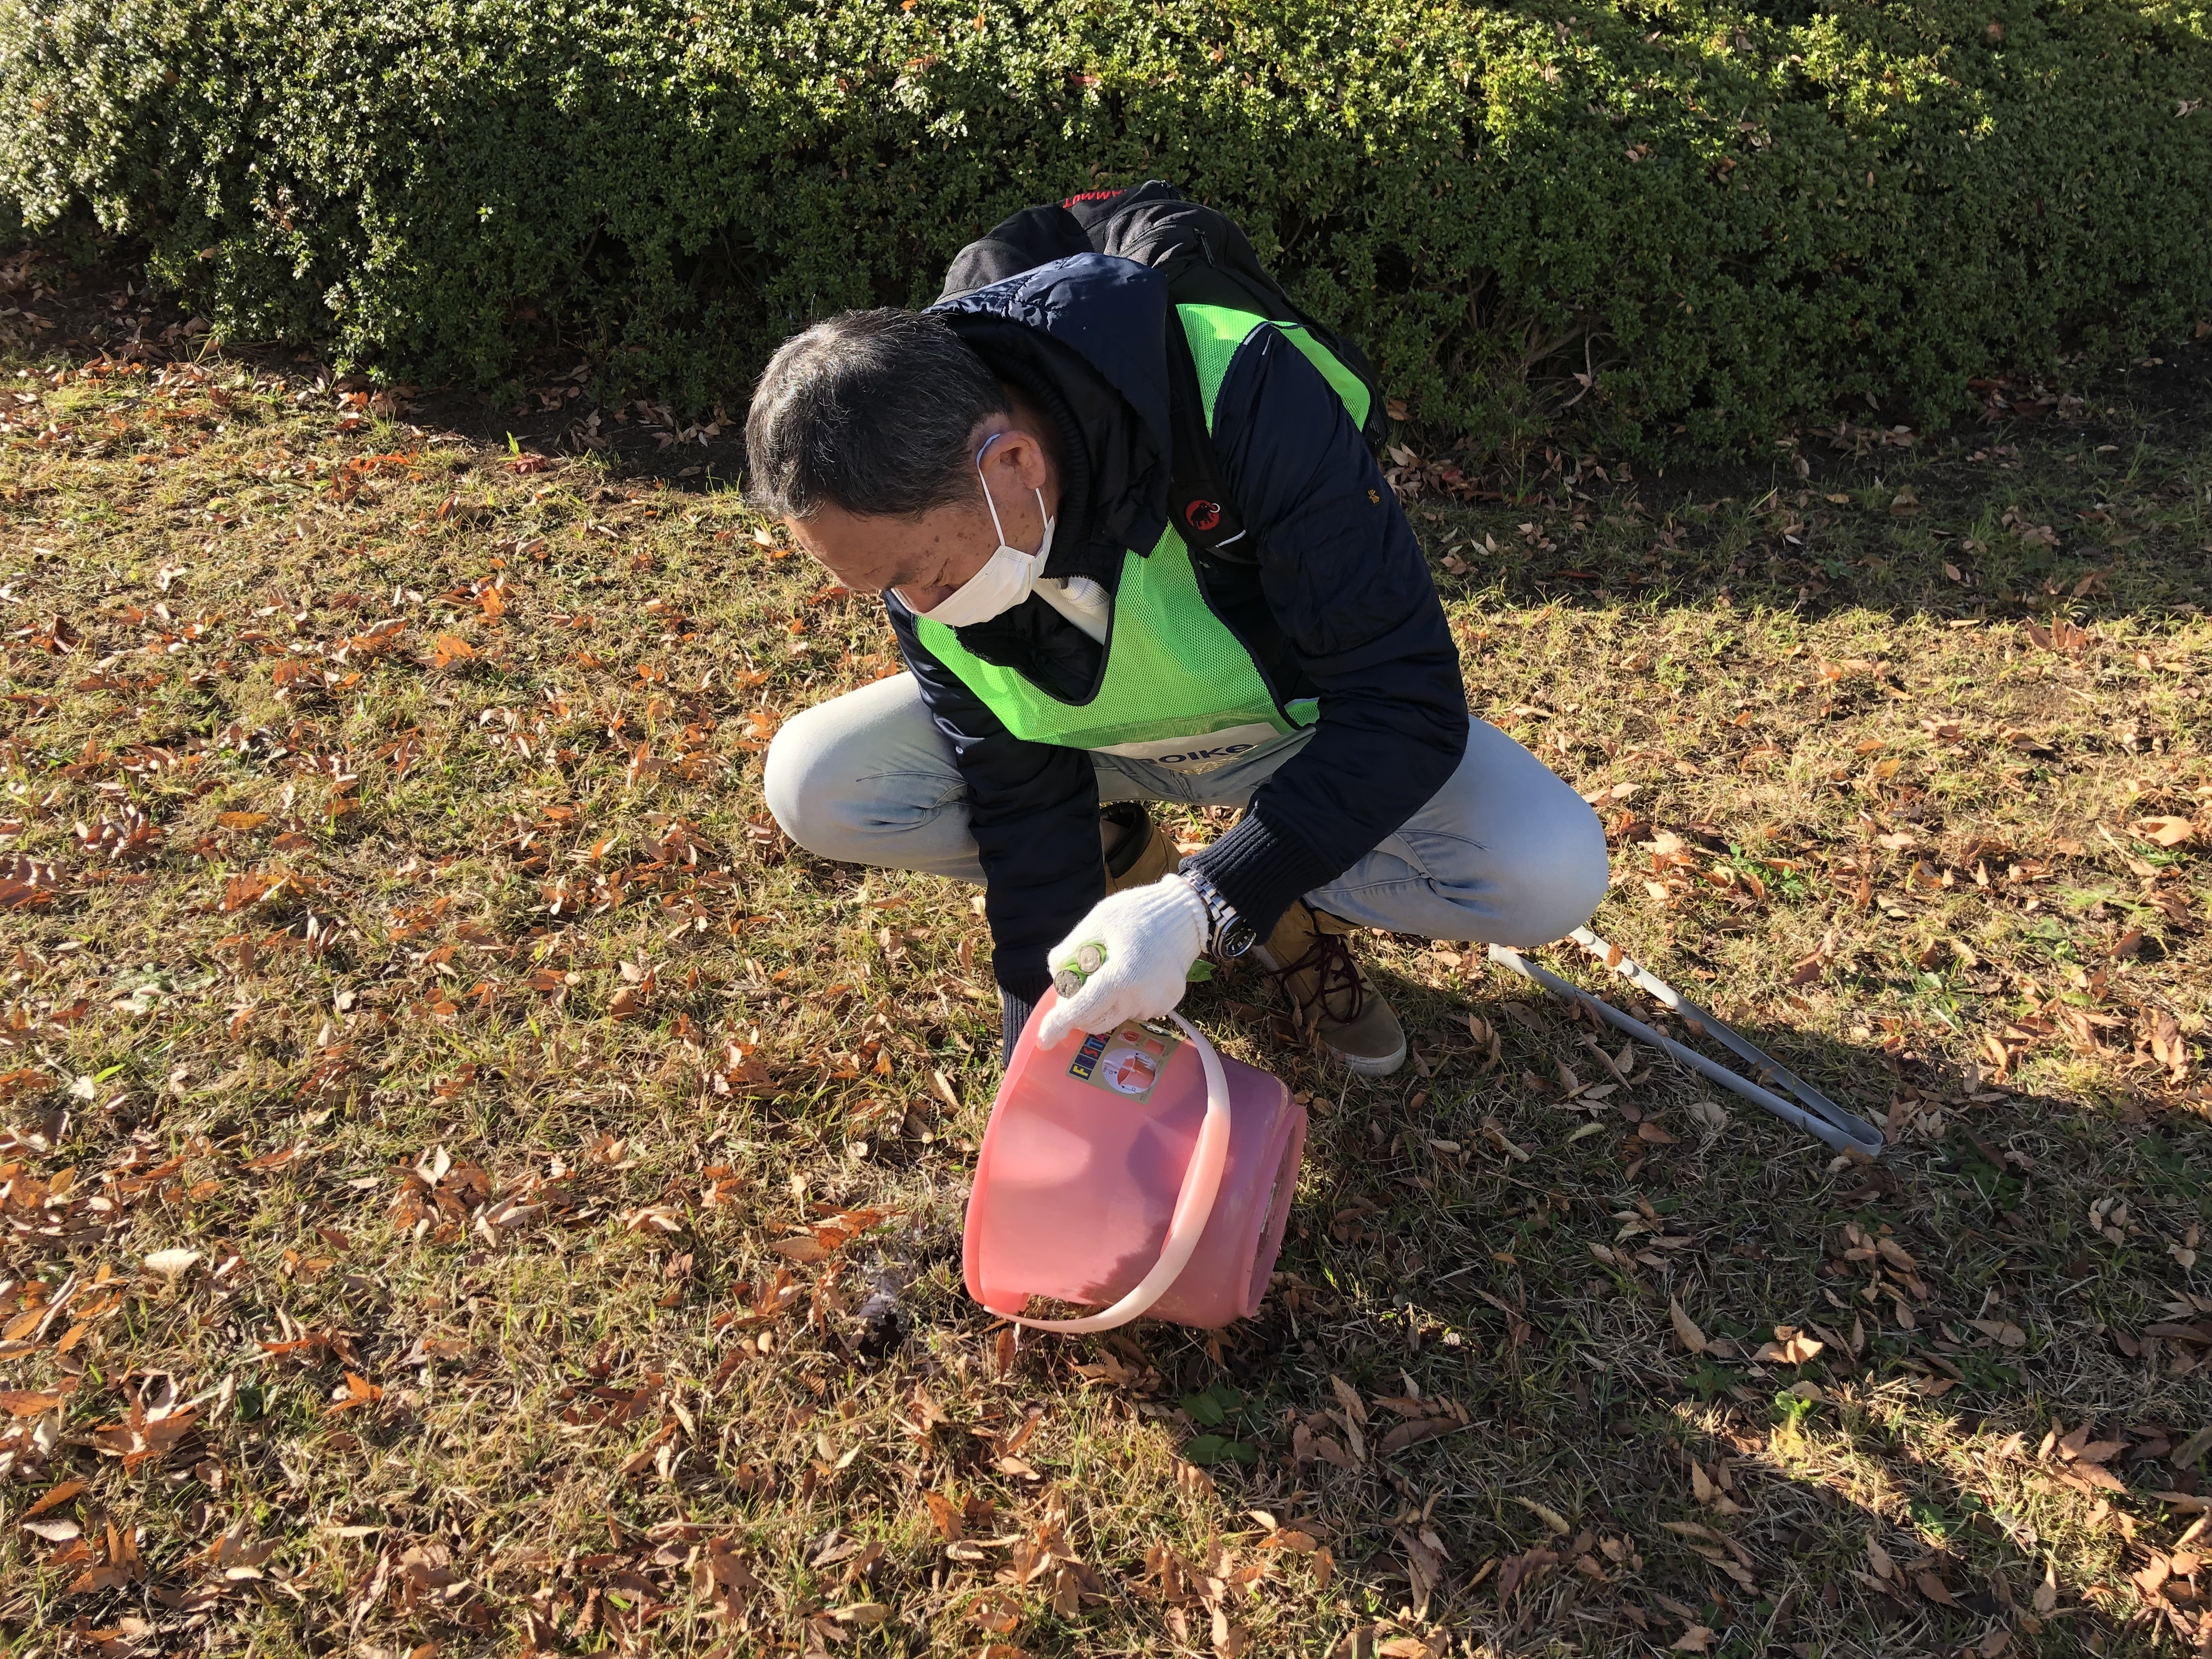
[1034,873,1209,1050]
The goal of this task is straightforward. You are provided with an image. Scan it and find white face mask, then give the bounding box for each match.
[905,433,1056,629]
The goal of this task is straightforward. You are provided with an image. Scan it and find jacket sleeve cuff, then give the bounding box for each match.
[1000,990,1037,1068]
[1184,810,1342,941]
[994,952,1052,1005]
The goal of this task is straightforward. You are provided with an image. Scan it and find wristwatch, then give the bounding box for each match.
[1181,865,1257,960]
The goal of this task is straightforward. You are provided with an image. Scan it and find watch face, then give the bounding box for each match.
[1220,919,1259,958]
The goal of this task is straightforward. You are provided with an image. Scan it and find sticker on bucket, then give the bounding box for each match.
[1068,1022,1181,1104]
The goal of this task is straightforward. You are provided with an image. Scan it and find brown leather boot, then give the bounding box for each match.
[1253,900,1406,1076]
[1102,803,1176,893]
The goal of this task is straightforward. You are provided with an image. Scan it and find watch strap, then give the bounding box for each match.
[1181,866,1253,958]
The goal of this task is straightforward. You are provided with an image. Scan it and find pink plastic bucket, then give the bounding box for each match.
[962,990,1306,1331]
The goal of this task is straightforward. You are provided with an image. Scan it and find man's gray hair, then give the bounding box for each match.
[744,308,1007,520]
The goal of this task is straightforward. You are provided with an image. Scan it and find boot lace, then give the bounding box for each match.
[1269,925,1367,1025]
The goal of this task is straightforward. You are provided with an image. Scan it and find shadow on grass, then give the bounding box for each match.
[1049,951,2210,1654]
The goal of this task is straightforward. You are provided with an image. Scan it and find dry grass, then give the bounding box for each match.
[2,300,2210,1659]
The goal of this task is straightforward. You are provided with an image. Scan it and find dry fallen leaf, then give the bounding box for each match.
[1378,1417,1457,1455]
[143,1248,202,1278]
[21,1480,86,1519]
[1329,1375,1368,1425]
[0,854,63,910]
[1686,1099,1729,1130]
[1867,1537,1898,1584]
[1669,1298,1709,1355]
[1916,1571,1958,1606]
[1175,1459,1216,1496]
[1784,950,1828,985]
[1753,1328,1825,1366]
[2131,816,2195,848]
[325,1372,382,1415]
[967,1592,1022,1635]
[771,1207,891,1264]
[1481,1117,1532,1161]
[921,1491,962,1544]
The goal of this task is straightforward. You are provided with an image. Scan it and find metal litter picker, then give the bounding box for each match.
[1486,927,1886,1160]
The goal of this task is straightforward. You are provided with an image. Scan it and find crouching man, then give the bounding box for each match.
[748,206,1606,1074]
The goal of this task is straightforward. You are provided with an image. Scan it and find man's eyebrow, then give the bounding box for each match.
[882,551,930,591]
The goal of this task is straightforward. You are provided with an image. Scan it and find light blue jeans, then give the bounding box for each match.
[764,673,1608,947]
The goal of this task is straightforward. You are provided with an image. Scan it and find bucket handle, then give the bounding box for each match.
[1003,1011,1232,1335]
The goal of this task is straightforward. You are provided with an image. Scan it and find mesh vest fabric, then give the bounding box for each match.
[917,303,1363,755]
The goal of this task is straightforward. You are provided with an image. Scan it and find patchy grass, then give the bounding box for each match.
[2,316,2210,1659]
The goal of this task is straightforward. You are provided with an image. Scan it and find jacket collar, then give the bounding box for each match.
[932,253,1173,583]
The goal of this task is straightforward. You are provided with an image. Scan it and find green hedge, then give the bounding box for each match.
[3,0,2209,456]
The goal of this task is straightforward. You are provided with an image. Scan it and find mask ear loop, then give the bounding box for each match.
[974,431,1049,558]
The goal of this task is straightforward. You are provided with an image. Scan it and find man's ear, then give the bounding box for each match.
[992,426,1052,493]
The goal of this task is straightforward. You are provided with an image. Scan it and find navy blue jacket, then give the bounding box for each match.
[883,254,1467,1017]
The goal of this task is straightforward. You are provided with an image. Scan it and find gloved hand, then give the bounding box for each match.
[1034,873,1209,1050]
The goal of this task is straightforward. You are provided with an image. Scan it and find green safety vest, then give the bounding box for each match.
[917,302,1373,772]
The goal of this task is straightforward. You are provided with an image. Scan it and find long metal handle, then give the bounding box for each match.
[1486,930,1884,1160]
